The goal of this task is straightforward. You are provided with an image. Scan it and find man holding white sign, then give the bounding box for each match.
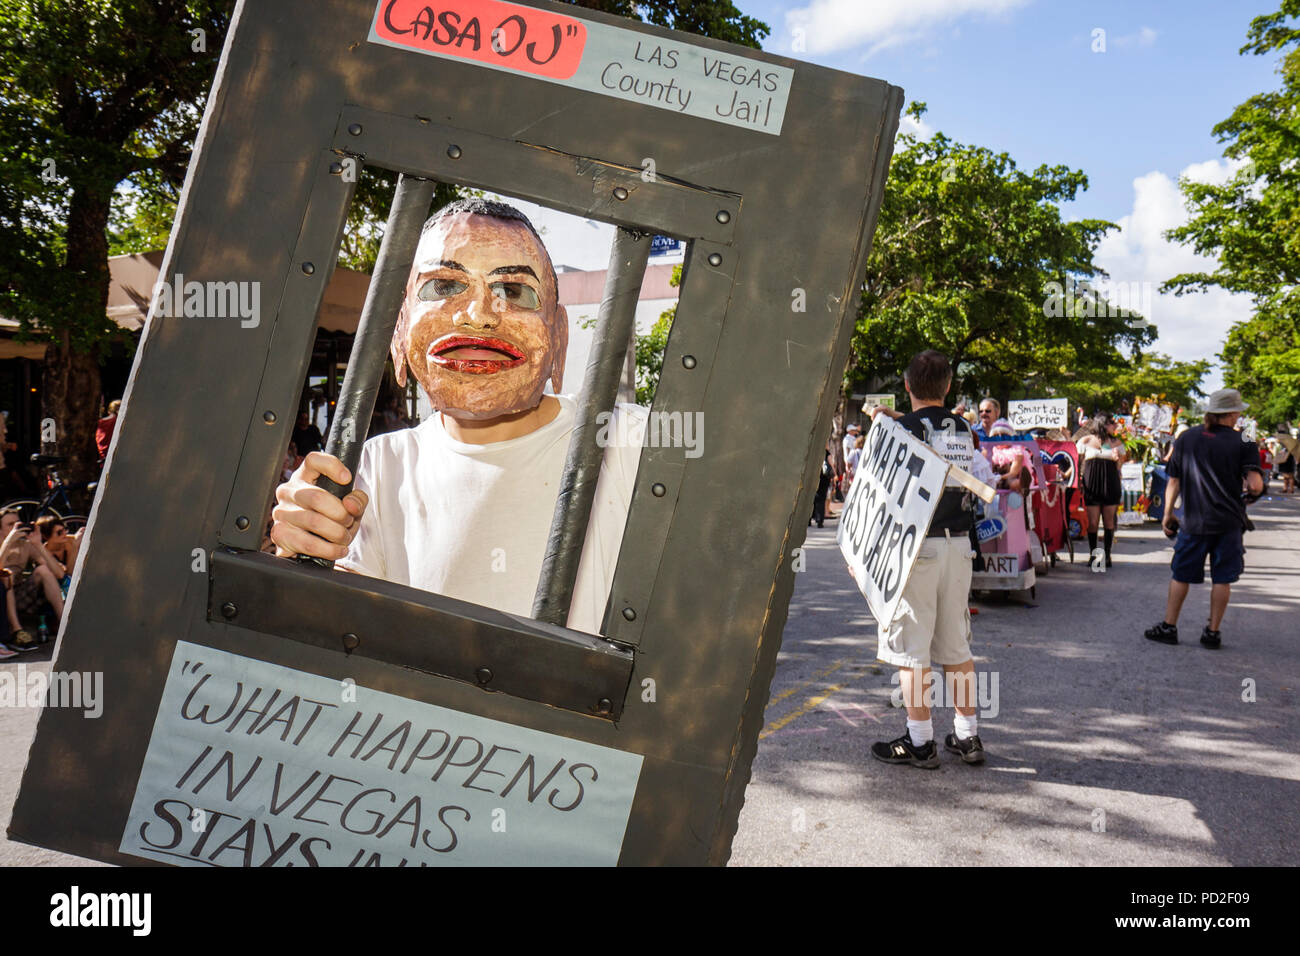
[840,351,989,768]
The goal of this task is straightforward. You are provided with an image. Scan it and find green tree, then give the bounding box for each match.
[853,104,1151,410]
[1,0,234,493]
[562,0,767,47]
[1164,1,1300,424]
[1062,352,1210,415]
[2,0,769,495]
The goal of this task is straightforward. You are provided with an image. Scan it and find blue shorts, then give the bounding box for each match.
[1171,528,1244,585]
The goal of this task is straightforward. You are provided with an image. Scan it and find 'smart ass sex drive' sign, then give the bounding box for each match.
[837,415,949,628]
[120,643,643,866]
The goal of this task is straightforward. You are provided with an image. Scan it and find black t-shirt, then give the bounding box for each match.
[1167,425,1261,534]
[897,405,974,534]
[292,423,323,457]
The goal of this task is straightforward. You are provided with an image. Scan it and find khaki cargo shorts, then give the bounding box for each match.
[877,532,974,668]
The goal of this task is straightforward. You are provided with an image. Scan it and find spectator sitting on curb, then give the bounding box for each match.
[34,516,77,594]
[1144,389,1265,649]
[0,569,24,658]
[0,509,66,652]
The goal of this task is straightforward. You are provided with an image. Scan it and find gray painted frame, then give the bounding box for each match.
[10,0,902,865]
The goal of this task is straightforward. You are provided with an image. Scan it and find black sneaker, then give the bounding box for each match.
[6,629,38,653]
[1200,626,1222,649]
[944,732,986,765]
[871,731,940,769]
[1144,621,1178,645]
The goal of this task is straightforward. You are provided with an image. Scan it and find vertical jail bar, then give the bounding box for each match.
[533,228,651,625]
[308,173,435,566]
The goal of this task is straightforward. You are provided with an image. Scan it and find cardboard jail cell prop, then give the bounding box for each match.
[10,0,903,866]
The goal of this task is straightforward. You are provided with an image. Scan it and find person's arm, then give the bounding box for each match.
[270,451,370,563]
[1162,476,1181,534]
[29,534,65,579]
[1242,442,1266,502]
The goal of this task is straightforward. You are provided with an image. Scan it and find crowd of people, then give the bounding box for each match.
[818,355,1277,769]
[0,509,78,657]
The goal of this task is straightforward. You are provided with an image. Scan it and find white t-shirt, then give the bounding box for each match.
[337,396,644,635]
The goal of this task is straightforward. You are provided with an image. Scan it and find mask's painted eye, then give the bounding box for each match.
[418,277,468,301]
[489,281,541,310]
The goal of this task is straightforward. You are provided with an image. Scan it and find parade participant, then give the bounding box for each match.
[1145,389,1265,648]
[1076,413,1126,567]
[973,397,1000,440]
[867,351,984,768]
[841,423,860,470]
[810,447,833,528]
[271,199,643,635]
[1275,423,1297,494]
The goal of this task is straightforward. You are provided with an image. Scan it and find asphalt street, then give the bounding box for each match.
[0,496,1296,867]
[730,494,1300,865]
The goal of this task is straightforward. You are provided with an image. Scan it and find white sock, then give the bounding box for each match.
[954,712,978,740]
[907,718,933,747]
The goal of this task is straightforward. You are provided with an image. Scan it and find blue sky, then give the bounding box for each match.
[746,0,1286,391]
[523,1,1285,393]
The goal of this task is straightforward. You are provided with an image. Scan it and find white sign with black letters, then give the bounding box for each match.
[1008,398,1069,431]
[837,415,949,628]
[120,643,643,867]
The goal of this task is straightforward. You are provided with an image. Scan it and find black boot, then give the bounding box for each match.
[1104,528,1114,567]
[1088,530,1098,557]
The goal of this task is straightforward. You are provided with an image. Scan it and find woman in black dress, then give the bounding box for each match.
[1076,413,1126,566]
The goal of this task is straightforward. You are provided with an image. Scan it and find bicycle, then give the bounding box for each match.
[0,454,95,533]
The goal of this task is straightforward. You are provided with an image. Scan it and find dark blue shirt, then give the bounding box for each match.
[1167,425,1261,534]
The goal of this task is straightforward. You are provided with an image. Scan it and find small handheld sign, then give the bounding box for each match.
[1008,398,1068,431]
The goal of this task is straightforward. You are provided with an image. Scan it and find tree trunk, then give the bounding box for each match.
[41,343,101,511]
[45,185,111,511]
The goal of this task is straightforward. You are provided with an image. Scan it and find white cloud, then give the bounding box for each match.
[785,0,1030,56]
[1092,158,1255,392]
[897,110,934,141]
[1111,26,1158,49]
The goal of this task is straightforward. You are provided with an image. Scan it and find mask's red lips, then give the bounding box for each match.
[428,334,527,374]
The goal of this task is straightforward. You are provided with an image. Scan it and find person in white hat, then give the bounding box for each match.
[1144,388,1265,649]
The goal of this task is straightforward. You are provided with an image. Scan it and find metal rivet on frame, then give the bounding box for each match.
[347,123,363,136]
[342,632,360,653]
[596,698,613,715]
[613,186,629,201]
[476,666,493,685]
[716,210,731,224]
[447,144,463,159]
[651,482,666,497]
[622,607,636,621]
[707,252,722,267]
[682,355,697,369]
[220,602,237,620]
[301,262,315,275]
[263,411,277,424]
[234,516,250,530]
